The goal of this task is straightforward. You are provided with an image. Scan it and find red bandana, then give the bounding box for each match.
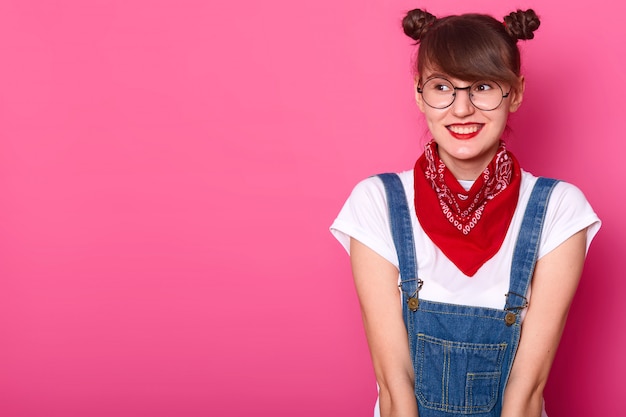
[414,140,521,276]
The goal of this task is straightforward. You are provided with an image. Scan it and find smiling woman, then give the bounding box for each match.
[330,8,601,417]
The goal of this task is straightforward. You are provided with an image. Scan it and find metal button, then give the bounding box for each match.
[505,312,516,326]
[408,298,419,312]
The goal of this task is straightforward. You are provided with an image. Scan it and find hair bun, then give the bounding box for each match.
[402,9,437,41]
[503,9,540,40]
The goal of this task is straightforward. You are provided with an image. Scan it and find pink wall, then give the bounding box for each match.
[0,0,622,416]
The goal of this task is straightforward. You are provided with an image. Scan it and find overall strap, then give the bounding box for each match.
[505,177,559,314]
[377,174,421,317]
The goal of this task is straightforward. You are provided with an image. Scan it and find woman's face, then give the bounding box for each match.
[415,70,524,179]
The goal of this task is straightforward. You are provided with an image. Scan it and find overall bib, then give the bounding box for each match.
[378,173,558,417]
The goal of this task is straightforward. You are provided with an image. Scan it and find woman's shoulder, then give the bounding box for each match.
[349,170,414,201]
[520,170,591,207]
[520,171,601,257]
[331,170,414,263]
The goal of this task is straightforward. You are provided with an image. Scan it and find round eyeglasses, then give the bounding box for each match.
[417,77,511,111]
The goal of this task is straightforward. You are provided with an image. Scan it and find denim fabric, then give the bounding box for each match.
[378,174,558,416]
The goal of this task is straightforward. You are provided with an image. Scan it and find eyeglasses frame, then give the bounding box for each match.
[416,77,512,111]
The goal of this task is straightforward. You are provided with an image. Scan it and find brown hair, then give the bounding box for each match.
[402,9,540,91]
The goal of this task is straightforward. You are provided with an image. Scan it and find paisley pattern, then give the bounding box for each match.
[423,141,513,235]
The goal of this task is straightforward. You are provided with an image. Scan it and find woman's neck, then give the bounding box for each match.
[439,155,492,181]
[436,144,500,181]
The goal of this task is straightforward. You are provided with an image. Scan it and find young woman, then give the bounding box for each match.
[330,9,601,417]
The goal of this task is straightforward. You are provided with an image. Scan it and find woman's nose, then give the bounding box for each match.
[450,87,475,116]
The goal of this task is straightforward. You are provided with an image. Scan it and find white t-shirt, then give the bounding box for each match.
[331,169,600,308]
[330,169,601,417]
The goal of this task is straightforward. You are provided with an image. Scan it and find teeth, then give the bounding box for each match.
[449,125,480,134]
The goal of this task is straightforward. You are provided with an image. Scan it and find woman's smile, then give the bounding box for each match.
[447,123,484,139]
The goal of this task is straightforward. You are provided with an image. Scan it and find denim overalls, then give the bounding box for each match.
[378,173,558,417]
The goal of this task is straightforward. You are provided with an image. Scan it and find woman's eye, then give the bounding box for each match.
[473,82,495,92]
[434,84,452,92]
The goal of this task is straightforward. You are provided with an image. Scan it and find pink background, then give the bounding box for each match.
[0,0,622,416]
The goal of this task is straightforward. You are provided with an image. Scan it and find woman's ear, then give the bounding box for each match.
[414,76,426,113]
[508,76,525,112]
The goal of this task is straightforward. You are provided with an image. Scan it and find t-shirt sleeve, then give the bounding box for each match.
[329,176,399,267]
[538,181,601,259]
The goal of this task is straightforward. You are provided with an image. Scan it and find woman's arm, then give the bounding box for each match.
[350,238,418,417]
[501,229,588,417]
